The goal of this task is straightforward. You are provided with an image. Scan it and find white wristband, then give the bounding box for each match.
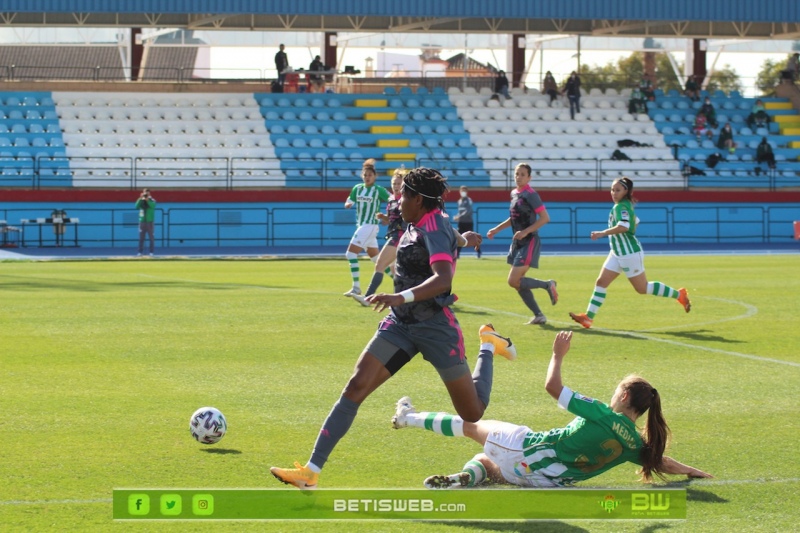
[400,289,415,303]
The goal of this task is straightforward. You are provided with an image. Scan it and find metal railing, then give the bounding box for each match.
[0,204,796,249]
[6,154,798,191]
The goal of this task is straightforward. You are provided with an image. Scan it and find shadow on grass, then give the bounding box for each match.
[427,521,588,532]
[685,488,728,503]
[566,327,742,345]
[656,329,743,344]
[564,328,652,341]
[449,305,492,318]
[637,525,675,533]
[665,479,729,504]
[200,448,242,455]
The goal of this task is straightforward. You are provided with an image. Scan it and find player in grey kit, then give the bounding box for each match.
[271,167,517,490]
[487,163,558,325]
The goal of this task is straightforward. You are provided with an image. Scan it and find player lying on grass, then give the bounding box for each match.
[392,331,712,488]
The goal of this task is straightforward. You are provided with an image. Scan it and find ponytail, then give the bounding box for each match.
[362,158,377,176]
[619,375,671,482]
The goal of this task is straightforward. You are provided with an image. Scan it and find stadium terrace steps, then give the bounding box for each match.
[3,88,798,190]
[648,91,800,186]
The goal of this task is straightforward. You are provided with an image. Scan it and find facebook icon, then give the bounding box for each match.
[128,494,150,515]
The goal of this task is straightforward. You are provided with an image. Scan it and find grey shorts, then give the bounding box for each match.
[365,310,470,382]
[507,235,541,269]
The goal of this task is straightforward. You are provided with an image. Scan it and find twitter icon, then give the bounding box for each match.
[160,494,182,516]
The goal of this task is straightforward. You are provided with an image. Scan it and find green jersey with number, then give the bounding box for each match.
[349,183,390,226]
[518,387,644,486]
[607,199,642,256]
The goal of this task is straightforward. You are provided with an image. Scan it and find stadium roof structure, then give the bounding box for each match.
[0,0,798,39]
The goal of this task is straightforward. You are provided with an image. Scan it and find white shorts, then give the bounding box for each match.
[601,251,645,279]
[483,422,560,488]
[349,224,380,250]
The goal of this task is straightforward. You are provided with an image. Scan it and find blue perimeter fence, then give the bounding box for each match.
[1,202,798,249]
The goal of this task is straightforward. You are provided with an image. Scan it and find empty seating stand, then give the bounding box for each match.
[4,85,795,190]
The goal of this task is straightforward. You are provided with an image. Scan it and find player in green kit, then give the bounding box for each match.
[343,159,391,297]
[569,176,691,329]
[392,330,712,488]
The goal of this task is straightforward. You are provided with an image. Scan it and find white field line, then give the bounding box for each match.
[637,296,758,332]
[0,498,112,506]
[136,274,799,368]
[460,299,800,368]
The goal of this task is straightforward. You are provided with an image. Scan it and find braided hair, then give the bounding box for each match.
[402,167,449,211]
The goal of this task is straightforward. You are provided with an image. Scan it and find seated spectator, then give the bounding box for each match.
[628,87,648,114]
[639,75,655,101]
[309,55,325,93]
[786,52,800,82]
[542,71,559,105]
[747,99,771,129]
[756,137,776,169]
[716,123,737,154]
[494,70,511,99]
[699,97,718,128]
[693,112,713,140]
[685,75,700,101]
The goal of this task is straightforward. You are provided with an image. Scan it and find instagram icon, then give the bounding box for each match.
[192,494,214,516]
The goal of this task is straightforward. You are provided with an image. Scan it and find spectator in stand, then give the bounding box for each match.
[309,55,325,93]
[684,75,700,102]
[747,99,771,130]
[693,112,713,141]
[275,44,289,85]
[699,97,718,128]
[454,186,481,259]
[787,53,799,81]
[494,70,511,99]
[563,71,581,120]
[639,75,655,101]
[717,123,737,154]
[542,71,559,106]
[756,137,776,169]
[628,87,648,114]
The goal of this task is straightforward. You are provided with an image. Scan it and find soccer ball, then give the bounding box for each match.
[190,407,227,444]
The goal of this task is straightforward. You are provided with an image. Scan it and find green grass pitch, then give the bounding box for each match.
[1,254,798,531]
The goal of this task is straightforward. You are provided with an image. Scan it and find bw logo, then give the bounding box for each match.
[632,493,670,511]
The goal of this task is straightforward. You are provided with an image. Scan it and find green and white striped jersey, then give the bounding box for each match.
[517,387,644,486]
[607,199,642,256]
[348,183,390,226]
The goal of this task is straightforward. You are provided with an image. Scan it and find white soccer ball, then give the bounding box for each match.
[190,407,227,444]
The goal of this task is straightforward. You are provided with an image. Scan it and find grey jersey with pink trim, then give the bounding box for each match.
[510,185,545,243]
[392,209,457,324]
